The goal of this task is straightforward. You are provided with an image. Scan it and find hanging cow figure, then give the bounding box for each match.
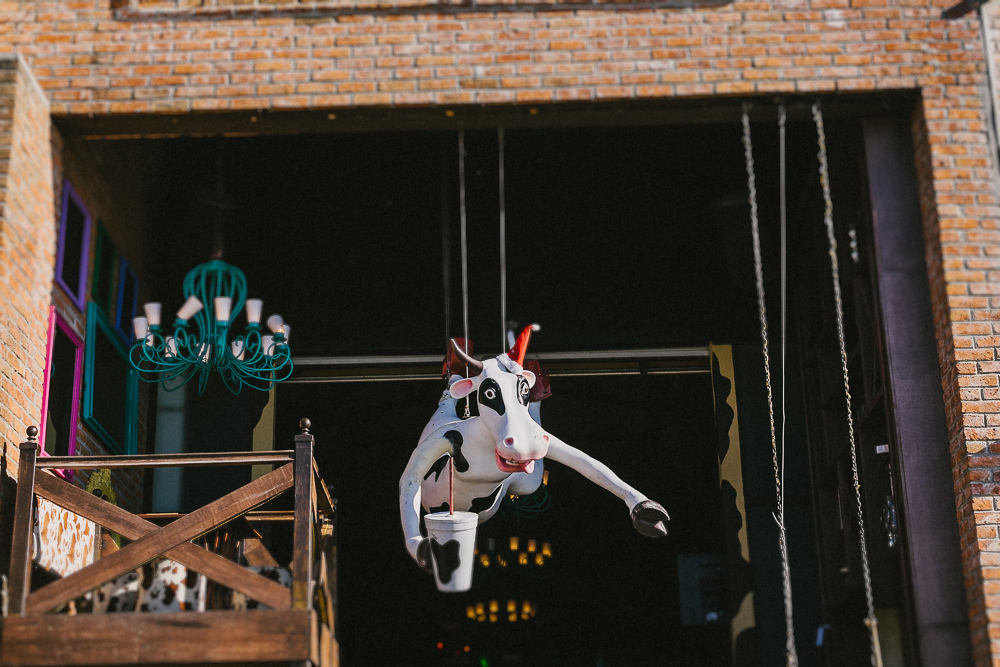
[399,324,670,573]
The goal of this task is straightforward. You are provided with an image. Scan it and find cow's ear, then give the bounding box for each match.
[449,378,476,399]
[521,370,536,389]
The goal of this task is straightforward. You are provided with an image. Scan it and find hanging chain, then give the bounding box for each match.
[812,102,883,667]
[742,104,799,667]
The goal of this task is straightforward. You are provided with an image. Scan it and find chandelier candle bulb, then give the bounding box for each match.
[214,296,232,324]
[177,296,203,321]
[279,324,290,342]
[267,314,284,333]
[197,342,211,363]
[143,303,161,327]
[245,299,263,325]
[262,335,275,357]
[231,340,245,361]
[133,316,149,341]
[164,337,177,359]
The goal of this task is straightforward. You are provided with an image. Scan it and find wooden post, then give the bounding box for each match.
[292,418,315,610]
[8,427,39,615]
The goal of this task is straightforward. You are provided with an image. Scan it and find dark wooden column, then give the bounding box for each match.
[8,427,39,615]
[862,117,972,666]
[292,418,315,610]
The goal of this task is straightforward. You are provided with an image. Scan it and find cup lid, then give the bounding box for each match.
[424,510,479,529]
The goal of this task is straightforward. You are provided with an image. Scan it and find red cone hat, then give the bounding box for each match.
[506,324,540,367]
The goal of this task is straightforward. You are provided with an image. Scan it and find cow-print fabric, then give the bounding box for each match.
[139,558,206,612]
[93,571,141,613]
[230,566,292,611]
[88,562,292,613]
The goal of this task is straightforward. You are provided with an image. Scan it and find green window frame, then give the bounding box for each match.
[83,301,138,455]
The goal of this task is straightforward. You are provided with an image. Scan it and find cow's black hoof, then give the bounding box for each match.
[631,500,669,538]
[415,538,434,574]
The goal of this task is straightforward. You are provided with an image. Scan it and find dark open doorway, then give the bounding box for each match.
[276,367,728,666]
[55,100,948,665]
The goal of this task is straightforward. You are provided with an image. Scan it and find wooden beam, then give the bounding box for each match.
[0,610,311,666]
[26,464,294,614]
[313,459,335,520]
[242,537,280,568]
[33,473,291,610]
[36,451,295,470]
[292,430,314,610]
[52,92,921,140]
[136,511,294,522]
[8,438,39,615]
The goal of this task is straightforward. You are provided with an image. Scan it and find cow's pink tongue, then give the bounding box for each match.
[520,460,535,474]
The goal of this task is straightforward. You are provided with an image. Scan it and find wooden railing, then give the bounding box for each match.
[1,420,337,667]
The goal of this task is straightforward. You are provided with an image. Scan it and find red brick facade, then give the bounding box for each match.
[0,0,999,662]
[0,54,53,478]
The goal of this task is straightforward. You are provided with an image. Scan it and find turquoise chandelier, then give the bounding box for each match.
[128,259,293,395]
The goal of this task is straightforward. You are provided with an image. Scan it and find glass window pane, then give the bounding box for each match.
[45,326,79,457]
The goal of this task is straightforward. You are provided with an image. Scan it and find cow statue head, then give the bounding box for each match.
[448,324,549,475]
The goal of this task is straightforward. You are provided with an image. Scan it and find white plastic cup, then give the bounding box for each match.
[423,511,478,593]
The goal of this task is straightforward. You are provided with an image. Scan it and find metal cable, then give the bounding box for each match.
[742,104,798,667]
[779,103,790,628]
[499,127,508,350]
[811,101,883,667]
[458,130,470,367]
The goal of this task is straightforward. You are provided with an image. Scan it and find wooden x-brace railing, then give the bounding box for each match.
[6,424,320,619]
[1,423,338,667]
[24,462,295,614]
[28,468,294,613]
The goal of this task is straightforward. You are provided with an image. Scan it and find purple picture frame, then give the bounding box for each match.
[38,306,84,479]
[55,182,92,311]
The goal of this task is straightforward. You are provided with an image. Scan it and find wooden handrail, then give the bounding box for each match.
[37,450,295,469]
[137,510,295,522]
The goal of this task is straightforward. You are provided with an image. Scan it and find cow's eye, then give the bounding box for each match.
[520,384,529,395]
[483,388,496,400]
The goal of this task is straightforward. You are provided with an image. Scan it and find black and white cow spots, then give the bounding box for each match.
[468,484,504,515]
[94,571,141,613]
[138,559,205,612]
[429,538,462,584]
[516,376,531,407]
[444,431,469,473]
[477,378,506,415]
[424,455,450,483]
[231,566,292,611]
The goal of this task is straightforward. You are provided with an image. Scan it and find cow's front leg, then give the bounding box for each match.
[545,435,669,538]
[400,431,455,571]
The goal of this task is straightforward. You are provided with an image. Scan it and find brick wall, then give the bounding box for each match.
[0,54,54,478]
[51,135,157,511]
[0,0,999,662]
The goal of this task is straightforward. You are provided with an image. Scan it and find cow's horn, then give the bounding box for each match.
[507,323,540,367]
[450,338,484,371]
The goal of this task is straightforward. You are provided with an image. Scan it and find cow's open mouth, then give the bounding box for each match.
[495,450,536,474]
